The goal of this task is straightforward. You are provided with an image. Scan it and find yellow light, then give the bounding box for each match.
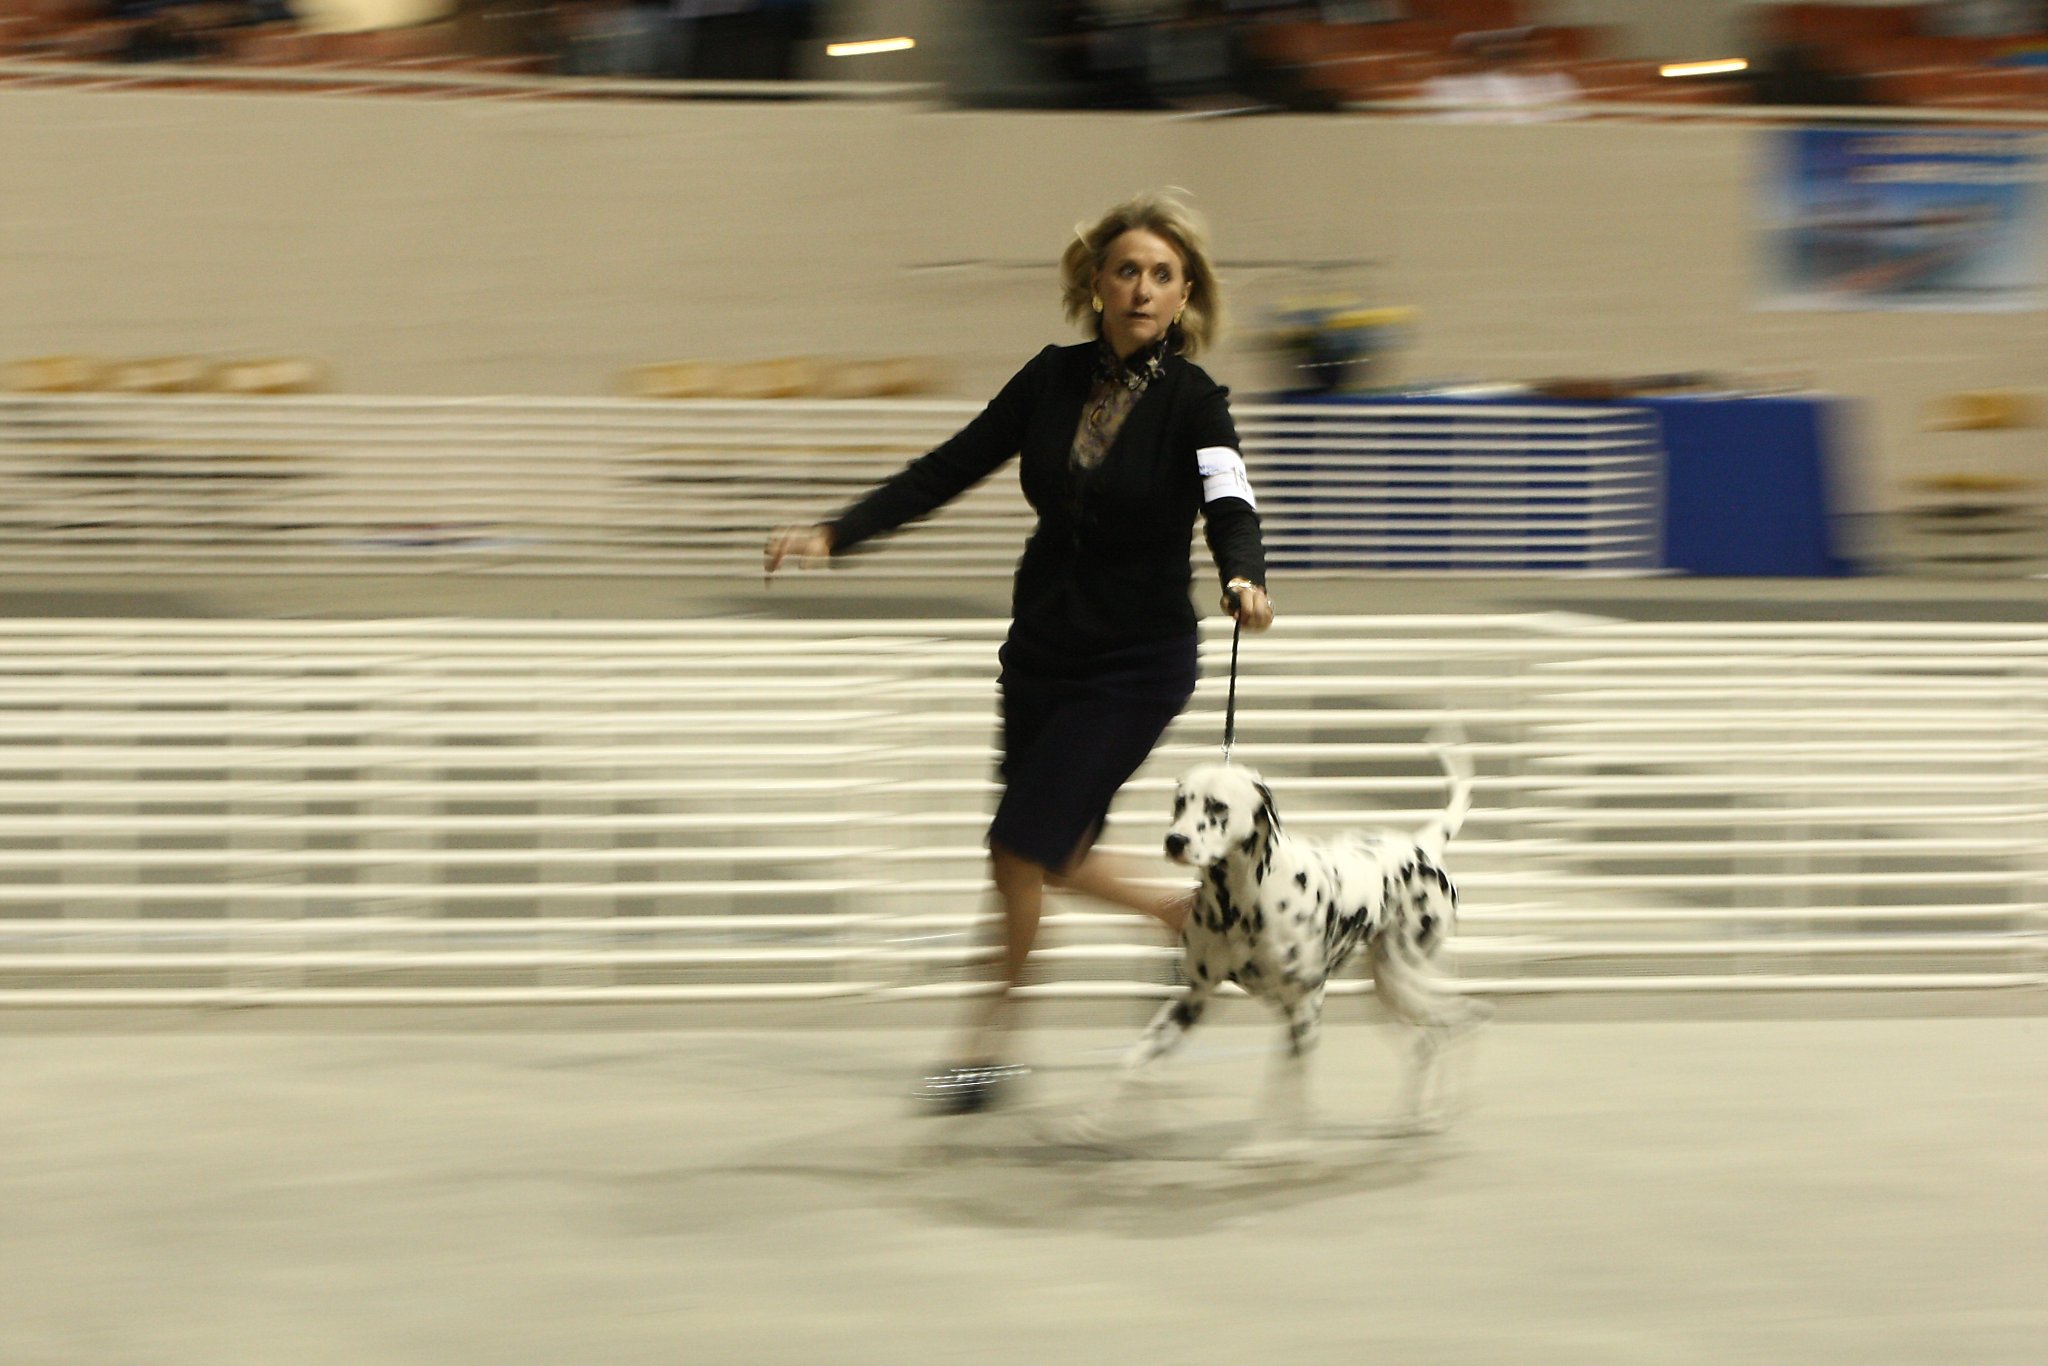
[826,37,916,58]
[1659,58,1749,78]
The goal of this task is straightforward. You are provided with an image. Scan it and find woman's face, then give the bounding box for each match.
[1093,228,1191,359]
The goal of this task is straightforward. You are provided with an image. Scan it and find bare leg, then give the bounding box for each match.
[933,845,1191,1112]
[953,844,1047,1063]
[1048,849,1193,931]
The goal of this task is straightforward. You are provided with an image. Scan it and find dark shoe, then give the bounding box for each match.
[911,1063,1028,1115]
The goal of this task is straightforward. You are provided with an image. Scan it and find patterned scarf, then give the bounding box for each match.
[1070,335,1169,473]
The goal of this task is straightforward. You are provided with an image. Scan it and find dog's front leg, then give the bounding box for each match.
[1232,990,1322,1164]
[1069,987,1211,1144]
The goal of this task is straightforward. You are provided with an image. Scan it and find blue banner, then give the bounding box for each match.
[1762,127,2047,310]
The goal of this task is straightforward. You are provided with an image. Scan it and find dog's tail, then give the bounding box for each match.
[1373,722,1489,1037]
[1414,722,1472,865]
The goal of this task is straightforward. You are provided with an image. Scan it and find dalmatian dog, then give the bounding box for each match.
[1087,733,1489,1160]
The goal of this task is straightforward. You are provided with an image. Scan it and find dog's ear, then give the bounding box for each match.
[1253,780,1281,833]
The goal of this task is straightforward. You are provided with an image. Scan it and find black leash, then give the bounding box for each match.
[1221,612,1242,763]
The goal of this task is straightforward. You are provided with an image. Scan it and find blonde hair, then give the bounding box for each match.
[1060,190,1222,358]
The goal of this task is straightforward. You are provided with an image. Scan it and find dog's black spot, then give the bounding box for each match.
[1419,912,1438,944]
[1170,999,1196,1028]
[1286,945,1299,962]
[1207,865,1227,888]
[1203,797,1228,821]
[1239,832,1257,854]
[1294,871,1308,890]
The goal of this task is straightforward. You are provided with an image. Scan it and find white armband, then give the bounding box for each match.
[1196,446,1256,510]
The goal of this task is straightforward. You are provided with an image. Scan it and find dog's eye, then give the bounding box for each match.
[1204,798,1229,821]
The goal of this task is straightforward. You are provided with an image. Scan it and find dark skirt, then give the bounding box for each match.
[987,631,1199,872]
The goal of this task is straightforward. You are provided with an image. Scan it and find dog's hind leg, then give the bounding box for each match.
[1370,932,1490,1133]
[1395,1028,1448,1129]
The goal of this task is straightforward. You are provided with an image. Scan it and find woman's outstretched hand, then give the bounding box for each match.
[1223,579,1274,632]
[764,524,833,578]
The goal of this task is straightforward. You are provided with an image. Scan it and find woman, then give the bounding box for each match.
[765,191,1273,1112]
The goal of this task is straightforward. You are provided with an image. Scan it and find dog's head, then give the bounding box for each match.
[1163,762,1280,871]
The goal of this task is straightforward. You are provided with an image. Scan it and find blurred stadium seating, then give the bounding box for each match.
[3,354,328,394]
[0,2,2039,111]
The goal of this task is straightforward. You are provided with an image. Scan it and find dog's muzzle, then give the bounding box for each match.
[1163,832,1189,863]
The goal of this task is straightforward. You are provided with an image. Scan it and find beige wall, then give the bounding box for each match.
[2,88,2043,513]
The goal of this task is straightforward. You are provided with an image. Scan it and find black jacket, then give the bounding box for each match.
[827,342,1267,660]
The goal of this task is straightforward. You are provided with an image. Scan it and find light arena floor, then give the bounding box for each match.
[2,575,2043,1361]
[2,1012,2043,1364]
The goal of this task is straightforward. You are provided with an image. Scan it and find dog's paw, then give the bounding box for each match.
[1024,1110,1149,1162]
[1053,1109,1119,1148]
[1370,1110,1448,1139]
[1225,1136,1318,1167]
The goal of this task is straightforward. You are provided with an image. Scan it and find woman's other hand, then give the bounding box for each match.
[764,524,833,577]
[1222,579,1273,632]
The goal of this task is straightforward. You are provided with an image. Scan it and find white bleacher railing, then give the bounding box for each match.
[0,395,1664,575]
[0,615,2039,1007]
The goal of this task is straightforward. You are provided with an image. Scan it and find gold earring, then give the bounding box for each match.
[1092,295,1103,313]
